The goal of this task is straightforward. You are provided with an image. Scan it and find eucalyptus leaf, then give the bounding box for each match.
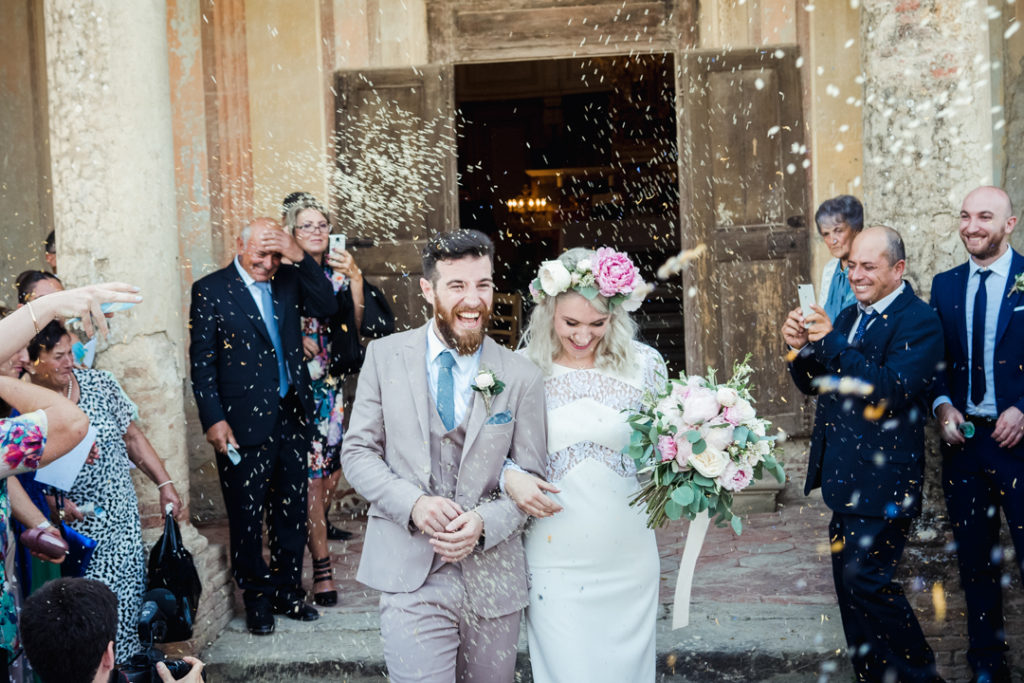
[691,439,706,455]
[671,486,695,506]
[692,474,713,487]
[665,499,683,520]
[731,515,743,534]
[685,430,702,443]
[578,285,599,300]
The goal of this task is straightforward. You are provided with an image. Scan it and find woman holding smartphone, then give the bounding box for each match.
[282,193,395,606]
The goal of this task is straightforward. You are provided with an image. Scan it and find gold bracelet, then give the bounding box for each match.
[25,301,40,334]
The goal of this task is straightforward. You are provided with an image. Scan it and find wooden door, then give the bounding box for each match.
[333,66,458,330]
[678,49,811,436]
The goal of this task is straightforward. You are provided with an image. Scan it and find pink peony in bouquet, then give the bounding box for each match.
[624,355,785,534]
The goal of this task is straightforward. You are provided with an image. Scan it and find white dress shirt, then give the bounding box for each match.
[932,247,1012,418]
[234,257,269,318]
[845,282,905,344]
[425,320,482,427]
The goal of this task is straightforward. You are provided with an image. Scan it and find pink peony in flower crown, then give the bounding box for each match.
[528,247,648,312]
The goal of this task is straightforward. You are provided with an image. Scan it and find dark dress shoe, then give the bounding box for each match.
[326,523,355,541]
[272,599,320,622]
[245,601,275,635]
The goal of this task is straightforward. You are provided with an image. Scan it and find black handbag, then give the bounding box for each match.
[147,508,202,641]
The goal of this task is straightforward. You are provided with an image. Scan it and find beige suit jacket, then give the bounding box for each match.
[341,324,548,618]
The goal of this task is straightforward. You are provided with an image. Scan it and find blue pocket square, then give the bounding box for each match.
[486,410,513,425]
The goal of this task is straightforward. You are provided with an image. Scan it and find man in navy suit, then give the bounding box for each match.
[190,217,336,634]
[783,226,944,682]
[931,186,1024,683]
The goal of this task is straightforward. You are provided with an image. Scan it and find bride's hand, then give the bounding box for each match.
[505,470,562,517]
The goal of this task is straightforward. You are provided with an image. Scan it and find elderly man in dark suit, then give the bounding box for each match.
[783,225,945,682]
[190,217,336,634]
[931,186,1024,683]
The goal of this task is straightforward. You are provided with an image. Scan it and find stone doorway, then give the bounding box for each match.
[455,54,685,370]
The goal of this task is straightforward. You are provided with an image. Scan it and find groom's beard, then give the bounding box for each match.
[435,301,492,356]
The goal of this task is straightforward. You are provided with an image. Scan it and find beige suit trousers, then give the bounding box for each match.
[379,564,520,683]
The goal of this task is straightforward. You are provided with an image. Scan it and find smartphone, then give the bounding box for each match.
[225,443,241,466]
[797,284,816,319]
[329,234,346,253]
[66,301,137,326]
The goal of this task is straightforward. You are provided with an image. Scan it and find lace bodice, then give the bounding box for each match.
[544,342,667,482]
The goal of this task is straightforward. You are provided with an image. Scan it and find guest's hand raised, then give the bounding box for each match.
[781,308,809,349]
[804,304,833,343]
[260,227,305,263]
[411,495,463,535]
[430,510,484,563]
[504,470,562,517]
[38,283,142,338]
[326,249,363,286]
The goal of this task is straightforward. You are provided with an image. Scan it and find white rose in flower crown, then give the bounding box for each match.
[474,371,494,389]
[723,398,756,425]
[716,386,739,408]
[538,260,572,296]
[682,386,720,425]
[621,280,650,312]
[576,258,592,272]
[688,446,730,478]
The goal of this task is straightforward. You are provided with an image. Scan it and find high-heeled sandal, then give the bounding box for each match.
[312,557,337,606]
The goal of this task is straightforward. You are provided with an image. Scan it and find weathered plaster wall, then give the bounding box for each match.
[860,0,995,294]
[41,0,190,527]
[0,0,49,307]
[330,0,429,70]
[699,0,797,48]
[804,0,864,290]
[245,0,331,216]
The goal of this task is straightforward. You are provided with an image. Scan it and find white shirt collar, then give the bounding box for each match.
[234,257,257,288]
[858,281,905,316]
[426,320,482,369]
[968,246,1013,279]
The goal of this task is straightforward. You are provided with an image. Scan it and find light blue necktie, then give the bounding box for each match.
[255,281,289,398]
[436,351,456,431]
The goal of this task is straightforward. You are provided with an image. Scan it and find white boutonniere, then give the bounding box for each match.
[471,368,505,415]
[1009,272,1024,298]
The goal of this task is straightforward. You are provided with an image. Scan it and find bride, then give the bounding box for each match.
[505,247,665,683]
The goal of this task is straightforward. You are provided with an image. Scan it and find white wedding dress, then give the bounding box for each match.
[524,341,666,683]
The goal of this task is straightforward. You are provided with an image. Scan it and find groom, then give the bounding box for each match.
[341,230,548,682]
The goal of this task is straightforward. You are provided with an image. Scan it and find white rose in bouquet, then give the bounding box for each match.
[716,386,739,407]
[750,419,767,437]
[700,419,735,452]
[538,260,572,296]
[723,398,756,425]
[682,386,720,425]
[718,461,754,492]
[689,446,730,478]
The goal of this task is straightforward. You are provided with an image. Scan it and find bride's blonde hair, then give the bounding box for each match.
[522,248,639,375]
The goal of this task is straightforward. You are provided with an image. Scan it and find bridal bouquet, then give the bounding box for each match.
[624,356,785,534]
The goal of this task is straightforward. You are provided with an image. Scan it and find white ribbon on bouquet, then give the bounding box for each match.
[671,511,711,629]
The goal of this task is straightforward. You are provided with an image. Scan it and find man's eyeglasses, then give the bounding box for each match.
[297,221,331,234]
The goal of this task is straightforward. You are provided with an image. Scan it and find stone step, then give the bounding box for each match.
[201,603,853,682]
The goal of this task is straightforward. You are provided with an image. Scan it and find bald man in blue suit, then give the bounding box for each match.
[931,186,1024,683]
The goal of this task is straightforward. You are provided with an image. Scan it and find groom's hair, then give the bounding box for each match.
[422,230,494,282]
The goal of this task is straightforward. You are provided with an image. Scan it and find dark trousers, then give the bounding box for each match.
[942,424,1024,681]
[216,391,310,606]
[829,512,941,682]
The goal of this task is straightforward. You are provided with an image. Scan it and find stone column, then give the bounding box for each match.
[42,0,198,542]
[860,0,995,290]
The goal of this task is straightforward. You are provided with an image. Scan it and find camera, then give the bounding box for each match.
[118,647,197,682]
[116,589,204,682]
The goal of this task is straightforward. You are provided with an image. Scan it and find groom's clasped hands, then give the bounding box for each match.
[412,495,485,563]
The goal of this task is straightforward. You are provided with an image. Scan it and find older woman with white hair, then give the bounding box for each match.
[503,247,665,683]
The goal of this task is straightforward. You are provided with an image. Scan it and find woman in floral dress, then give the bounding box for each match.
[284,193,394,605]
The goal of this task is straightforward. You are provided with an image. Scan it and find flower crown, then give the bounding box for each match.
[529,247,647,312]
